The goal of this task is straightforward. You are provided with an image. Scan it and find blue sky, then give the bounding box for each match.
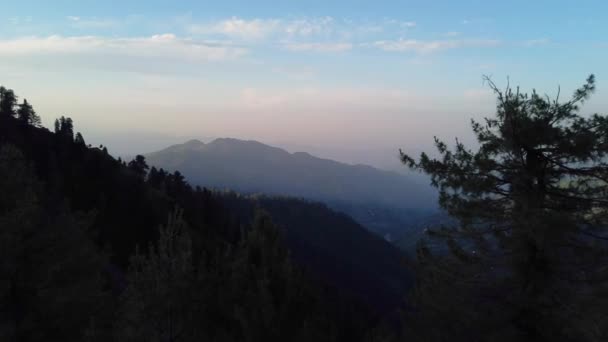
[1,1,607,168]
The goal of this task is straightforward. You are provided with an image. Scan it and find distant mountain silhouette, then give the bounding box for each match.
[146,138,436,210]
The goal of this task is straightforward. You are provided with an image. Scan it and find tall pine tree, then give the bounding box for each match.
[115,209,202,342]
[0,145,107,342]
[401,75,608,341]
[0,87,17,118]
[16,99,41,127]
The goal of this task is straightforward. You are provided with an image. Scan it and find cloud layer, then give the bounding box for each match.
[0,15,511,62]
[0,34,248,62]
[284,42,353,52]
[189,16,336,40]
[371,39,500,53]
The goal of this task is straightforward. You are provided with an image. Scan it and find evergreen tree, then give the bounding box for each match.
[75,132,86,146]
[55,116,74,140]
[0,87,17,118]
[230,210,334,342]
[16,99,41,127]
[401,75,608,341]
[54,118,61,133]
[116,209,203,342]
[64,117,74,140]
[128,155,149,180]
[230,211,291,341]
[0,145,107,342]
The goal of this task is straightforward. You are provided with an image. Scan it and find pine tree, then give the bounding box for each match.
[75,132,86,146]
[401,75,608,341]
[16,99,41,127]
[0,144,107,342]
[230,210,332,342]
[128,155,149,180]
[230,211,288,341]
[54,116,74,140]
[116,209,202,342]
[0,87,17,118]
[54,118,60,133]
[63,117,74,140]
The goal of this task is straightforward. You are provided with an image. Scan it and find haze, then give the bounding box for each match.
[2,1,607,170]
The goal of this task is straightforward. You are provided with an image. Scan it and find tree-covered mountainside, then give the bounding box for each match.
[327,200,440,245]
[0,87,409,341]
[145,138,437,210]
[144,138,439,250]
[217,194,412,312]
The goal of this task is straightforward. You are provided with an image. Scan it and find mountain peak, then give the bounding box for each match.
[207,138,290,156]
[183,139,205,147]
[210,137,264,146]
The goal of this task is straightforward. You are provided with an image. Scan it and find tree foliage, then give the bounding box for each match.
[116,209,201,342]
[16,99,41,127]
[401,75,608,341]
[0,145,106,342]
[54,116,74,140]
[0,86,17,118]
[128,155,149,181]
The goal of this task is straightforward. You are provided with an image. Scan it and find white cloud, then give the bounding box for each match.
[188,16,415,43]
[371,38,500,53]
[284,17,334,36]
[0,34,248,62]
[284,42,353,52]
[189,16,336,41]
[190,17,281,40]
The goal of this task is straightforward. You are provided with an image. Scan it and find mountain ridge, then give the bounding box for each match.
[145,137,437,210]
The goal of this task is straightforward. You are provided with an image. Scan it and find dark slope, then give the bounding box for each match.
[0,120,204,265]
[220,193,412,312]
[0,116,411,316]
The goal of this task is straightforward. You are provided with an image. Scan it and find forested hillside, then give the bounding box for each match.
[0,87,406,341]
[145,137,439,250]
[218,194,412,311]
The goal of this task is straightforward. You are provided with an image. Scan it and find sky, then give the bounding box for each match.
[1,1,608,170]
